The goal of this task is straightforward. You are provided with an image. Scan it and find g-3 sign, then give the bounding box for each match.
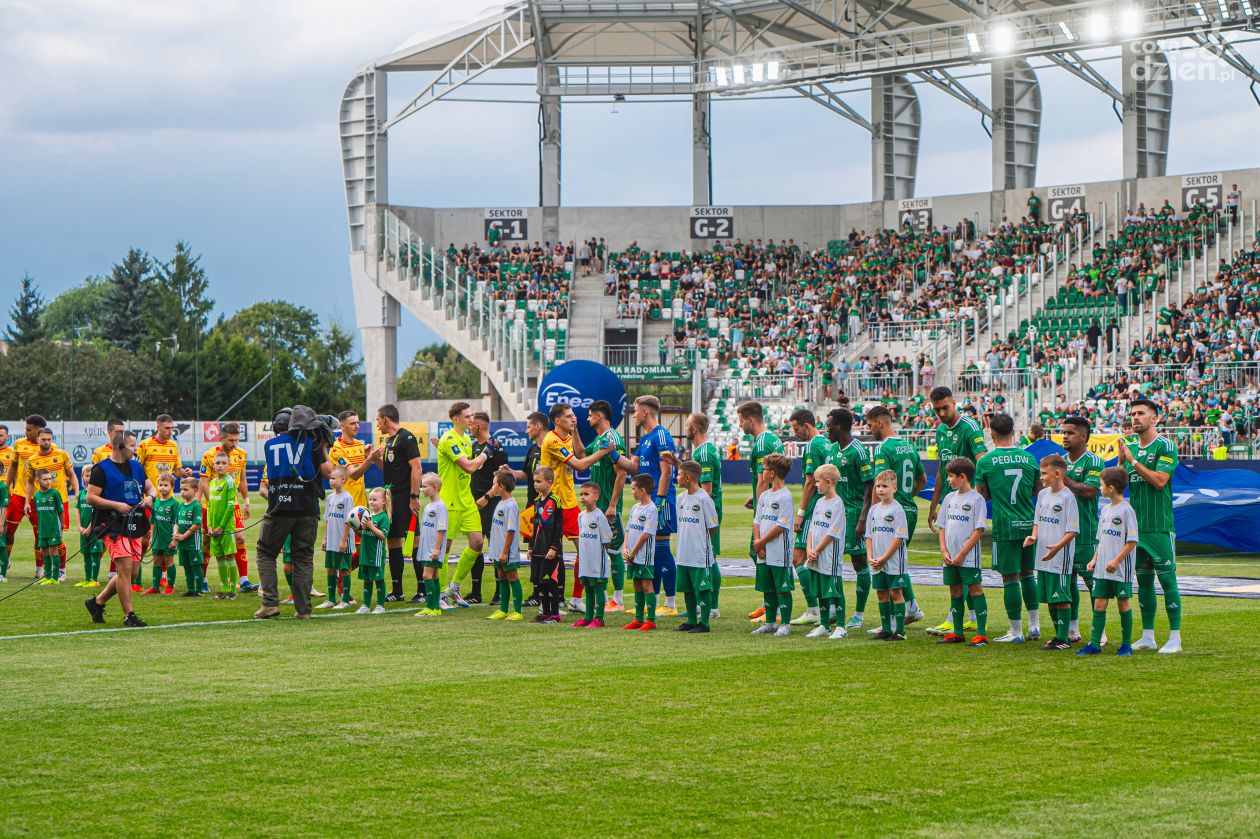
[689,206,734,239]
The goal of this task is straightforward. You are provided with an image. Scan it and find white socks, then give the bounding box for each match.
[1009,619,1023,636]
[1069,619,1079,635]
[1027,612,1041,631]
[665,595,676,608]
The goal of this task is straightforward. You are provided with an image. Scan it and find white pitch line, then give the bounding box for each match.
[0,606,426,642]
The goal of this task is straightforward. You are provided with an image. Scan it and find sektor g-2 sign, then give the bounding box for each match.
[689,206,734,239]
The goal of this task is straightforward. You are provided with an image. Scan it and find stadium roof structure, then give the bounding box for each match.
[341,0,1259,249]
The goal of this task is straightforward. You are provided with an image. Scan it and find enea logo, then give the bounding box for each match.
[537,360,627,446]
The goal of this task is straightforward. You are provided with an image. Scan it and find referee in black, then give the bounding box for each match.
[368,404,423,602]
[512,411,548,607]
[468,410,509,604]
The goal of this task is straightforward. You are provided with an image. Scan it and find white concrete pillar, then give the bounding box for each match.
[692,91,712,206]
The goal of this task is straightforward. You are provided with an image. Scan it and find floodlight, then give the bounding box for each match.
[991,23,1015,53]
[751,62,764,82]
[715,66,728,86]
[1086,10,1110,39]
[1194,1,1210,22]
[1118,6,1143,35]
[1217,0,1232,19]
[767,61,780,79]
[967,31,982,54]
[1058,21,1075,40]
[733,64,745,84]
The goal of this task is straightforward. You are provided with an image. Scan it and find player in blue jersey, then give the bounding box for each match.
[609,395,679,615]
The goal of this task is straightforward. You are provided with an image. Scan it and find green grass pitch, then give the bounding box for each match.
[1,487,1259,837]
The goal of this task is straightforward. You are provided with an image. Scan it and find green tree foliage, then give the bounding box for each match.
[6,273,46,346]
[301,321,366,412]
[41,277,110,340]
[0,340,164,419]
[100,249,153,352]
[147,241,214,355]
[218,301,320,360]
[397,344,480,401]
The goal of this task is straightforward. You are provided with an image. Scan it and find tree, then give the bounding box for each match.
[301,321,366,412]
[41,276,110,340]
[147,241,214,355]
[219,301,320,361]
[397,344,481,401]
[6,273,46,346]
[0,339,165,419]
[100,249,153,352]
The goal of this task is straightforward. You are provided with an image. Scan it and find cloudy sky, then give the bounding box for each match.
[3,0,1259,363]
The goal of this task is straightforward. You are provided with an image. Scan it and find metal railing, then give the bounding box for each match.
[865,318,965,345]
[706,371,818,405]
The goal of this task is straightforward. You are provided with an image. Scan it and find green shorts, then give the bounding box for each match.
[676,565,713,594]
[177,547,201,566]
[942,565,983,586]
[993,539,1035,576]
[872,571,909,591]
[81,537,103,558]
[36,536,63,549]
[1072,541,1095,574]
[208,534,235,557]
[628,562,655,581]
[793,513,812,551]
[495,558,521,573]
[357,564,385,582]
[809,570,843,600]
[1135,532,1176,573]
[1037,570,1072,605]
[1092,578,1133,600]
[754,562,795,594]
[903,506,918,547]
[844,518,866,556]
[324,551,353,571]
[579,574,607,587]
[419,558,444,570]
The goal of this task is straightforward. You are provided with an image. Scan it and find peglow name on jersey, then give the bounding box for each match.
[987,454,1030,466]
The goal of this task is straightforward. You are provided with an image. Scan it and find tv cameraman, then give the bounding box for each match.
[254,406,333,620]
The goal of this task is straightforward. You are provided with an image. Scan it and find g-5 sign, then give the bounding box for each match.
[689,206,734,239]
[1181,173,1222,212]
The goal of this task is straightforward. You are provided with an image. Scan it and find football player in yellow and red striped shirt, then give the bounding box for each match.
[5,415,46,554]
[198,423,255,590]
[23,427,78,580]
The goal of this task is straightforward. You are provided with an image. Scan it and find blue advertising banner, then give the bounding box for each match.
[537,360,627,446]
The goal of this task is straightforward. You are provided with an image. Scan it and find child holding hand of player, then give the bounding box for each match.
[146,475,179,595]
[172,477,205,596]
[935,458,989,646]
[357,486,391,615]
[34,471,66,585]
[622,474,659,630]
[414,474,448,617]
[752,453,795,637]
[805,464,847,640]
[1024,455,1080,650]
[574,483,613,627]
[1079,467,1139,657]
[318,468,354,611]
[485,470,523,622]
[866,469,909,640]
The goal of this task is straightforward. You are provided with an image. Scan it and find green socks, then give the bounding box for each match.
[511,579,523,613]
[0,547,9,577]
[1054,607,1069,643]
[1003,579,1023,621]
[950,595,965,635]
[327,573,339,601]
[595,587,606,620]
[973,592,988,635]
[699,591,711,627]
[797,567,816,608]
[854,564,871,613]
[709,563,722,609]
[611,552,625,592]
[425,578,440,609]
[646,592,657,621]
[878,600,892,633]
[1137,570,1158,631]
[584,587,596,622]
[819,598,833,630]
[778,592,792,625]
[1020,572,1038,612]
[684,592,697,624]
[634,590,645,621]
[1090,608,1107,647]
[892,601,906,634]
[1120,608,1134,645]
[1157,570,1182,630]
[341,575,352,604]
[363,580,374,605]
[764,590,779,625]
[217,558,231,591]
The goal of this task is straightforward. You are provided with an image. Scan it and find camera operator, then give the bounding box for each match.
[254,406,333,620]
